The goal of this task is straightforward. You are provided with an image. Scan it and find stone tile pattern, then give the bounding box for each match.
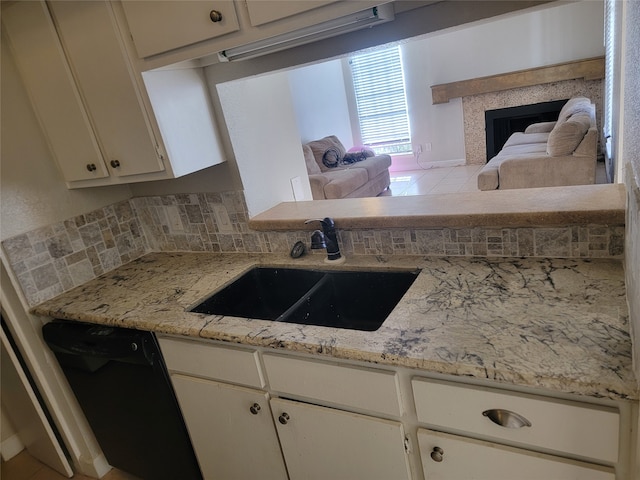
[1,190,624,306]
[2,201,146,306]
[463,78,604,165]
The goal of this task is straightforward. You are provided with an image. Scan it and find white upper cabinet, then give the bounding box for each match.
[120,1,240,59]
[117,0,389,67]
[245,0,339,26]
[49,1,165,179]
[2,1,109,183]
[2,0,226,189]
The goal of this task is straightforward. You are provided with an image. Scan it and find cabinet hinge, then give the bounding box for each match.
[155,144,165,161]
[404,436,412,454]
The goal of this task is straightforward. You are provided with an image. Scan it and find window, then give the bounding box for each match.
[604,0,616,142]
[349,46,411,155]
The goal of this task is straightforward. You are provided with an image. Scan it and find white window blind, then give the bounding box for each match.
[604,0,616,140]
[349,46,411,154]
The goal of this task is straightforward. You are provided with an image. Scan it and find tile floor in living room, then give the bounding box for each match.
[384,161,608,196]
[1,451,139,480]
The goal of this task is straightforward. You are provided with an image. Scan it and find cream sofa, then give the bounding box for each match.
[477,97,598,191]
[302,135,392,200]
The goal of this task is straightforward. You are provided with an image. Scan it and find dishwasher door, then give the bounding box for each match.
[43,321,202,480]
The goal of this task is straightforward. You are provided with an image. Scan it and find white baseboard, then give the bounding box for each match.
[390,155,466,172]
[1,434,25,461]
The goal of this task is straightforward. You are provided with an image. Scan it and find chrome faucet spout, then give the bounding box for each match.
[304,217,342,262]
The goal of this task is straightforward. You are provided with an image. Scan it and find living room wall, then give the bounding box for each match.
[286,0,605,170]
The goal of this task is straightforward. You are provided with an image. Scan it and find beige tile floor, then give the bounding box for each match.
[1,450,139,480]
[383,161,607,196]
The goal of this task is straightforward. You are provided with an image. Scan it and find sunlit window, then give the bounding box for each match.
[349,46,411,155]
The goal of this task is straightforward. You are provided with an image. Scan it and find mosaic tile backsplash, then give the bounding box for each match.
[2,190,625,306]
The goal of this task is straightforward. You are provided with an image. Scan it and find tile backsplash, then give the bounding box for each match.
[2,190,625,306]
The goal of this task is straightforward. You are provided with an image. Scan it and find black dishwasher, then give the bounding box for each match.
[43,320,202,480]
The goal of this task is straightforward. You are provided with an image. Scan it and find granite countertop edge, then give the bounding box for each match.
[30,251,638,402]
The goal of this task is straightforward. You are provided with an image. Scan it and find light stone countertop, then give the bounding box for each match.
[30,252,637,401]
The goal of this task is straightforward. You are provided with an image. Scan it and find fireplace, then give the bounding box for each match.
[484,99,568,161]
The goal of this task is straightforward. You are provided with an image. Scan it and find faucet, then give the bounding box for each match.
[304,217,345,263]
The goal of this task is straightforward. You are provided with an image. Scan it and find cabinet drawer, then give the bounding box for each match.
[263,354,401,416]
[158,337,263,388]
[121,1,240,58]
[412,378,619,463]
[418,429,615,480]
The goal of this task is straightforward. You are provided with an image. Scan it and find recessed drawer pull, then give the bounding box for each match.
[483,409,532,428]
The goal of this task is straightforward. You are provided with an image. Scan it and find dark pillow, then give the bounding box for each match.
[322,147,342,168]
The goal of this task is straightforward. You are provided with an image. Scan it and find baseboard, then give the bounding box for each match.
[390,155,466,172]
[1,434,25,461]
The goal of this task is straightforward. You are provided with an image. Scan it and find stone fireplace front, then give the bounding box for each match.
[463,79,603,165]
[430,57,605,166]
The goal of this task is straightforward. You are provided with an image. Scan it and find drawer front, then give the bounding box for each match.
[263,354,401,416]
[418,429,615,480]
[412,378,619,463]
[121,1,240,58]
[158,337,263,388]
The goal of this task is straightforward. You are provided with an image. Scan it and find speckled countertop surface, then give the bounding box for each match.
[31,252,636,401]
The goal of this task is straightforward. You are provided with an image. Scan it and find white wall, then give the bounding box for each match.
[288,59,354,145]
[0,39,132,241]
[217,72,313,217]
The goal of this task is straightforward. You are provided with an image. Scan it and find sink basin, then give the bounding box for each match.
[190,267,325,320]
[190,267,419,331]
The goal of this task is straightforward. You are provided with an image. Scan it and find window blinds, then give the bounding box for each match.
[349,46,411,154]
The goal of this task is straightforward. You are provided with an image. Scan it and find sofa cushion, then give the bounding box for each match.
[546,113,591,156]
[503,132,550,148]
[345,154,392,179]
[500,143,548,156]
[302,144,321,175]
[305,135,346,172]
[321,168,369,199]
[556,97,592,125]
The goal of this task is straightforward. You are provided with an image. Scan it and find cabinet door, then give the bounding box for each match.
[49,1,164,178]
[170,374,288,480]
[2,1,108,182]
[271,397,411,480]
[245,0,339,26]
[121,1,240,58]
[418,429,615,480]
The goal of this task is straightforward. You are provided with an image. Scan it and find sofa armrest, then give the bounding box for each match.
[498,154,595,189]
[524,121,556,134]
[308,174,330,200]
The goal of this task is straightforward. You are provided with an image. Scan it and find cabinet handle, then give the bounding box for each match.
[278,412,290,425]
[110,159,121,168]
[86,163,97,172]
[209,10,223,22]
[249,403,261,415]
[430,446,444,462]
[483,409,532,428]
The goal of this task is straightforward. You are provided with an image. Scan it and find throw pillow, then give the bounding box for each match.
[322,147,342,168]
[546,113,591,156]
[306,135,346,171]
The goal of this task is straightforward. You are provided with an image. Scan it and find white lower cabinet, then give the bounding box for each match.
[418,429,615,480]
[272,397,411,480]
[169,374,288,480]
[158,337,630,480]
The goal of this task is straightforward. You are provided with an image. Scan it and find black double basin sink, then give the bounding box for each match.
[190,267,420,331]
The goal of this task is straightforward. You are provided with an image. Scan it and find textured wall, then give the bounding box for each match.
[622,1,640,378]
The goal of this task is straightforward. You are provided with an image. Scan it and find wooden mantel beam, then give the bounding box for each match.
[431,56,605,104]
